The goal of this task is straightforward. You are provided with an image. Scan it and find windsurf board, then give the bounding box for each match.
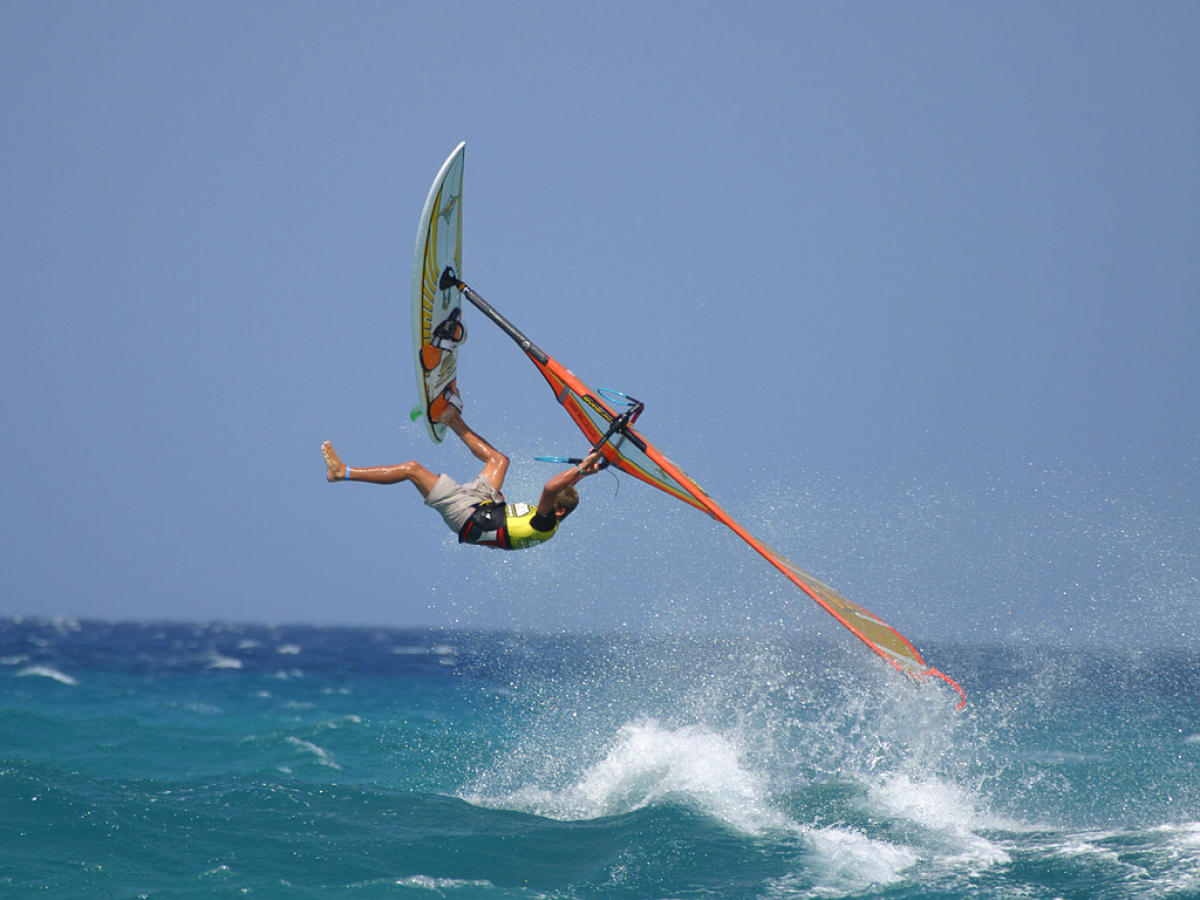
[410,142,466,443]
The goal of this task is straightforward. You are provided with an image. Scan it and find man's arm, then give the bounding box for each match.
[536,451,604,517]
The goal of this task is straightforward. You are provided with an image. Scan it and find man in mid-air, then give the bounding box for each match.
[322,392,603,550]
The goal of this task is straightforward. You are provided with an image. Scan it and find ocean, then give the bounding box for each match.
[3,618,1200,899]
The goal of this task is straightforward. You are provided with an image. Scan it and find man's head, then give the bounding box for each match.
[553,485,580,519]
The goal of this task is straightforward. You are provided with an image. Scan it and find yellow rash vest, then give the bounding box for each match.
[457,501,559,550]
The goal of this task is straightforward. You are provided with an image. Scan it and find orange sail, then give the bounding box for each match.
[445,269,966,709]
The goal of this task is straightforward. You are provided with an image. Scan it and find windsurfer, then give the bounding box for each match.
[321,393,603,551]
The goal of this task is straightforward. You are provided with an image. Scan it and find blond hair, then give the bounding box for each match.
[555,485,580,517]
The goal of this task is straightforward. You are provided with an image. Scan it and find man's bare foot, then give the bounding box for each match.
[435,402,464,427]
[321,441,347,481]
[432,383,464,426]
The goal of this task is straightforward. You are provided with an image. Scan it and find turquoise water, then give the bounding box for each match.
[3,619,1200,899]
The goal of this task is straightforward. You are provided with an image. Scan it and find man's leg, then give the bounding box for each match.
[322,441,439,499]
[437,406,509,492]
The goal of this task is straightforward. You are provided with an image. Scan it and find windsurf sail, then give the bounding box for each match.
[441,268,966,709]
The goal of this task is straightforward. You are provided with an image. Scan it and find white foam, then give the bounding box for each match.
[477,718,792,835]
[286,736,341,770]
[15,665,77,685]
[468,717,965,895]
[392,875,494,891]
[870,773,990,831]
[184,702,224,715]
[804,826,918,894]
[868,773,1012,871]
[1140,823,1200,896]
[1159,822,1200,841]
[392,645,428,655]
[205,653,243,669]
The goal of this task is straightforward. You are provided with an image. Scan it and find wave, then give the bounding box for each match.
[470,718,791,835]
[15,665,77,685]
[285,736,342,770]
[6,756,1198,900]
[463,715,1006,895]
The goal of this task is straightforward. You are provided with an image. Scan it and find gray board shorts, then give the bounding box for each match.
[425,474,504,535]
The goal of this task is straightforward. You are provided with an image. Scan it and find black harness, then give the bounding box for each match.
[457,501,507,545]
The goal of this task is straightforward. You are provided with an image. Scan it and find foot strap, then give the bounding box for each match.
[431,309,467,350]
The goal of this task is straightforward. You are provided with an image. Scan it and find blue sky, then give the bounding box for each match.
[2,2,1197,650]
